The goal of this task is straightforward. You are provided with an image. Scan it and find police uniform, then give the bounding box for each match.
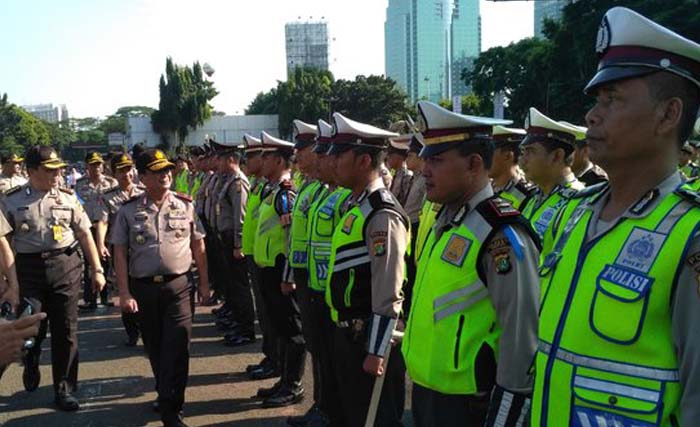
[253,131,305,407]
[214,142,256,346]
[402,136,426,317]
[490,126,537,210]
[202,150,225,301]
[679,142,700,178]
[0,153,28,194]
[532,8,700,426]
[325,112,408,427]
[520,108,585,240]
[401,101,540,426]
[76,151,118,308]
[388,137,414,207]
[4,146,94,411]
[111,149,206,427]
[240,134,279,378]
[97,153,145,346]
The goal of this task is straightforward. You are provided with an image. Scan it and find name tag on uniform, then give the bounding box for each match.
[169,209,186,219]
[441,235,471,267]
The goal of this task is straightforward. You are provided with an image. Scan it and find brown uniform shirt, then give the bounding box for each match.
[110,191,205,278]
[75,175,118,223]
[97,185,146,241]
[0,209,13,237]
[0,174,28,194]
[1,184,91,253]
[215,172,250,248]
[389,165,414,207]
[403,171,426,224]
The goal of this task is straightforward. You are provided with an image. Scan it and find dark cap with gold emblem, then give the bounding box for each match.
[0,153,24,164]
[85,151,105,165]
[25,145,67,169]
[111,153,134,171]
[135,149,175,173]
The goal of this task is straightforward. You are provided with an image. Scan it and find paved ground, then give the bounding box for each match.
[0,303,316,426]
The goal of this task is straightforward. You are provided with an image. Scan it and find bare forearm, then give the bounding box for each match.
[0,237,18,290]
[77,230,101,270]
[192,239,208,288]
[95,221,108,250]
[114,245,130,296]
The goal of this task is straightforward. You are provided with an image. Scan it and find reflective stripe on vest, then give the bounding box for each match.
[289,181,324,269]
[532,190,700,427]
[252,186,286,267]
[308,188,351,292]
[402,207,500,395]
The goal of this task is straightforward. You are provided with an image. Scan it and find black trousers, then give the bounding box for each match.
[131,274,192,420]
[203,223,223,296]
[412,383,489,427]
[259,256,305,386]
[294,269,321,398]
[18,249,82,395]
[248,257,276,366]
[333,325,405,427]
[220,240,255,336]
[403,221,420,317]
[121,280,140,341]
[308,291,343,424]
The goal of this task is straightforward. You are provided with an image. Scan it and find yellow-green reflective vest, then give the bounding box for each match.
[415,201,441,261]
[190,173,203,197]
[242,178,266,257]
[175,169,190,194]
[402,204,503,395]
[309,187,351,293]
[496,179,536,211]
[289,180,324,269]
[326,189,408,320]
[532,186,700,427]
[521,180,583,239]
[253,182,291,267]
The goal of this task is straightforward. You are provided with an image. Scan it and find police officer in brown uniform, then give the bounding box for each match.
[95,153,145,346]
[112,149,209,427]
[2,146,105,411]
[76,151,118,310]
[0,153,28,194]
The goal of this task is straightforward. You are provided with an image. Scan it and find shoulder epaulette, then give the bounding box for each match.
[482,197,521,218]
[174,192,192,202]
[5,186,21,196]
[280,179,294,190]
[675,186,700,207]
[515,180,537,195]
[123,194,141,205]
[104,187,119,195]
[559,187,580,199]
[569,182,609,199]
[59,187,74,195]
[475,195,542,255]
[368,188,397,210]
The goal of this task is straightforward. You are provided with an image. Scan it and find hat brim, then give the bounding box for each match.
[312,143,330,154]
[41,161,67,170]
[327,143,356,155]
[114,162,134,170]
[4,157,24,163]
[146,159,175,172]
[294,140,315,150]
[419,141,465,158]
[584,65,658,94]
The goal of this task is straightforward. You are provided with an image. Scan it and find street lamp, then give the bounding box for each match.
[203,63,215,78]
[424,76,431,101]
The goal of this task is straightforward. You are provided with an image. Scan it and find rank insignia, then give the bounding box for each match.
[135,234,146,244]
[441,235,471,267]
[20,222,29,232]
[342,214,356,234]
[495,253,512,274]
[372,238,387,256]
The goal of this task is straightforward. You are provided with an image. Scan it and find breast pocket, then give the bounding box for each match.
[167,217,189,243]
[590,264,652,344]
[51,207,72,229]
[130,222,156,245]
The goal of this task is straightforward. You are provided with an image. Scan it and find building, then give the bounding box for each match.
[385,0,480,103]
[534,0,572,38]
[21,103,69,123]
[285,21,329,76]
[126,114,279,149]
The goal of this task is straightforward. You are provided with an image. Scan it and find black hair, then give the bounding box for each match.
[495,142,522,164]
[265,151,293,169]
[644,71,700,146]
[455,138,495,170]
[351,147,387,170]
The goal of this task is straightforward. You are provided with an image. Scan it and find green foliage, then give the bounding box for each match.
[0,96,51,154]
[151,57,218,149]
[245,70,413,134]
[438,94,491,117]
[464,0,700,124]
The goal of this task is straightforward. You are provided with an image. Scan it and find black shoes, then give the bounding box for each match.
[22,352,40,392]
[256,380,282,398]
[78,302,97,311]
[224,334,255,347]
[287,405,329,426]
[125,335,139,347]
[262,385,304,408]
[249,364,280,380]
[163,413,189,427]
[55,388,80,411]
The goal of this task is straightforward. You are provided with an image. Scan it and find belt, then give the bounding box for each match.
[134,273,186,284]
[18,241,79,259]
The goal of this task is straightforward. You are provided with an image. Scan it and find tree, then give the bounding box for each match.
[438,94,491,117]
[277,68,334,137]
[151,57,218,149]
[331,75,413,128]
[0,100,51,154]
[245,89,279,115]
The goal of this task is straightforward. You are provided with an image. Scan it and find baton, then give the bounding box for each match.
[364,330,404,427]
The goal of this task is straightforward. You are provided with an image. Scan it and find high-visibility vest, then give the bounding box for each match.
[288,180,325,269]
[174,169,190,194]
[242,177,266,257]
[414,200,441,261]
[496,179,536,210]
[532,184,700,427]
[521,180,584,239]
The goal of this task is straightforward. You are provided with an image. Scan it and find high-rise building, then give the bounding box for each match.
[534,0,572,38]
[385,0,480,103]
[285,21,329,76]
[21,103,69,123]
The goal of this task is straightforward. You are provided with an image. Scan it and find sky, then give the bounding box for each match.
[0,0,534,119]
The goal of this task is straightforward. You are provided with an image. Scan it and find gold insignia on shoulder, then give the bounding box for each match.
[20,222,30,232]
[135,234,145,244]
[440,235,471,267]
[342,214,356,234]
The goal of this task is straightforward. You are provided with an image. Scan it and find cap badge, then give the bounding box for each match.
[49,152,57,160]
[596,16,612,54]
[155,150,165,160]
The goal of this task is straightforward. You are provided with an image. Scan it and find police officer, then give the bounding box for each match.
[386,127,414,207]
[679,141,700,178]
[532,8,700,426]
[489,126,536,210]
[95,153,144,346]
[326,112,408,427]
[519,108,584,239]
[239,134,279,379]
[172,155,191,194]
[566,122,609,186]
[2,145,106,411]
[253,131,305,407]
[76,151,118,310]
[402,101,540,426]
[204,142,227,306]
[215,142,256,347]
[0,153,28,194]
[112,148,210,427]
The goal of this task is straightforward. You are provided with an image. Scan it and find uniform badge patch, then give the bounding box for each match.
[495,253,512,274]
[20,222,29,232]
[372,238,387,256]
[441,235,471,267]
[135,234,146,244]
[615,228,666,273]
[342,214,356,234]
